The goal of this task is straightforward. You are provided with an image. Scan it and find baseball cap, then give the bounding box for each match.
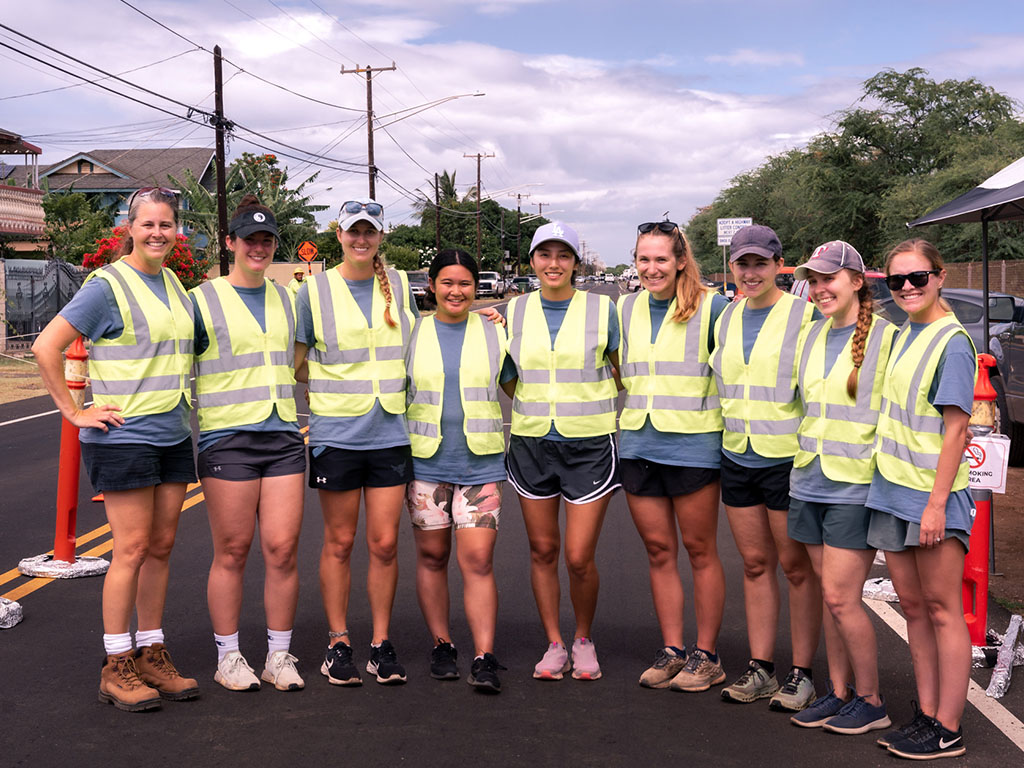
[529,221,580,260]
[730,224,782,262]
[339,199,384,231]
[794,240,866,280]
[229,207,279,239]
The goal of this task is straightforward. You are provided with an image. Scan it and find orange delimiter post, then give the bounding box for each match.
[52,336,88,563]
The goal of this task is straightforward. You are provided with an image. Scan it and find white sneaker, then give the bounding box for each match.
[214,650,260,691]
[262,650,305,691]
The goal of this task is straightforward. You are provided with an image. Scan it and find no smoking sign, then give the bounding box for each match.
[964,434,1010,493]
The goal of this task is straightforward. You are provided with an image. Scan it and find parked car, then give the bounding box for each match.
[627,275,641,292]
[407,270,434,311]
[511,276,534,293]
[477,271,505,299]
[791,271,891,304]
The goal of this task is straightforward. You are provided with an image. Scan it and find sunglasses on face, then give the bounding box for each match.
[128,187,177,208]
[885,270,940,290]
[638,221,680,235]
[340,200,383,217]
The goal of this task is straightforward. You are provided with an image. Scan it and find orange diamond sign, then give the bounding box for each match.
[297,241,318,262]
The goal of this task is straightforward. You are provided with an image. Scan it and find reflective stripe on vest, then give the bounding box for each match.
[507,290,616,438]
[306,267,415,416]
[873,316,976,492]
[618,290,722,433]
[709,292,814,457]
[191,277,298,432]
[405,313,505,458]
[794,314,896,484]
[89,259,193,417]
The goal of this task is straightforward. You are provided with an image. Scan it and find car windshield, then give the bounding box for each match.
[407,272,428,286]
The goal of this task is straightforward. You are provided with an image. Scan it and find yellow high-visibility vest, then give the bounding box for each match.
[191,277,297,432]
[88,258,193,417]
[506,290,617,438]
[406,313,505,458]
[306,267,416,417]
[794,315,896,483]
[618,290,722,433]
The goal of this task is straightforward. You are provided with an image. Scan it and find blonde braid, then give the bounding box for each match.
[372,253,398,328]
[845,280,874,399]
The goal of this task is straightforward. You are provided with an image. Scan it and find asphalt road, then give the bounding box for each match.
[1,284,1021,767]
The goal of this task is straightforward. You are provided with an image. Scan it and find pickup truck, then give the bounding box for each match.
[477,271,505,299]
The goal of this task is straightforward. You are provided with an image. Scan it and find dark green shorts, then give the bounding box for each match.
[788,499,873,550]
[865,509,970,553]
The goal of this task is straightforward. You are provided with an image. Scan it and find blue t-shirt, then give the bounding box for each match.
[191,282,299,454]
[59,265,191,447]
[499,292,620,442]
[296,274,418,451]
[866,324,976,531]
[724,301,822,469]
[790,323,867,503]
[411,319,507,485]
[619,292,728,468]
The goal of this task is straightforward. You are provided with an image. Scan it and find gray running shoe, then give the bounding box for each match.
[769,667,816,712]
[721,660,779,703]
[669,647,726,692]
[639,647,686,689]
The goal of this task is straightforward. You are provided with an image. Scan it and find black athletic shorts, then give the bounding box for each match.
[81,437,196,492]
[505,433,620,504]
[719,453,792,510]
[620,458,720,498]
[197,431,306,481]
[309,444,413,491]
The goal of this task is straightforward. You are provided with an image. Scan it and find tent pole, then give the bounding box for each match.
[981,218,990,355]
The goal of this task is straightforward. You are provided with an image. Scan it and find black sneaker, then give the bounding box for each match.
[430,641,459,680]
[367,640,407,685]
[887,715,966,760]
[877,701,929,748]
[468,653,506,693]
[320,642,362,686]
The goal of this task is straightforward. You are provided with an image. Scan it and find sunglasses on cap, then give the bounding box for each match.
[127,187,177,208]
[340,200,383,217]
[885,270,940,290]
[638,221,680,235]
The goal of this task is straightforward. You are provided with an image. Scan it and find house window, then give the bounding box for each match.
[77,160,94,174]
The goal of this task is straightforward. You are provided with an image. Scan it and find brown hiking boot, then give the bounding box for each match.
[99,651,161,712]
[135,643,200,701]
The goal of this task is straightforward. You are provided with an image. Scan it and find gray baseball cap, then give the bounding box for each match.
[730,224,782,262]
[794,240,866,280]
[529,221,580,260]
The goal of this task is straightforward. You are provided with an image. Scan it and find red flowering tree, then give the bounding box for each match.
[82,226,209,289]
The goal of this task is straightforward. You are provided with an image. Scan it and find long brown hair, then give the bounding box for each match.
[884,238,951,312]
[846,274,874,398]
[118,188,179,256]
[635,227,707,323]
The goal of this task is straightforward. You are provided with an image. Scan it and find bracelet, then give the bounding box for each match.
[328,630,349,639]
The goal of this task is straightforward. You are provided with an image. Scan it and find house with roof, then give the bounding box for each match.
[0,129,45,253]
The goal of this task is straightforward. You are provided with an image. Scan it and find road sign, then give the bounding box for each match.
[717,217,752,246]
[297,241,318,262]
[965,433,1010,493]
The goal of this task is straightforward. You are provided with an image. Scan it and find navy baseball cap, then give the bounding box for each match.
[730,224,782,262]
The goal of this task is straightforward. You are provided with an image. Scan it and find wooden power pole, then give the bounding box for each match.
[341,62,396,199]
[434,173,441,254]
[464,152,494,263]
[213,45,229,276]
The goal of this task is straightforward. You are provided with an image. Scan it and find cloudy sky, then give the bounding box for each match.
[3,0,1024,265]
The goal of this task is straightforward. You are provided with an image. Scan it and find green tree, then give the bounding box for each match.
[42,190,115,263]
[170,153,327,267]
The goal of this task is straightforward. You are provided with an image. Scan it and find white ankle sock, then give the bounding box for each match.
[135,628,165,648]
[267,628,292,655]
[103,632,133,655]
[215,632,240,661]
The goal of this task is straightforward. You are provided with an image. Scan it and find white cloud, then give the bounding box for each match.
[706,48,805,68]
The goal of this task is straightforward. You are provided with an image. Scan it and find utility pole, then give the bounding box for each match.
[341,62,396,199]
[514,192,530,275]
[434,173,441,255]
[536,202,547,218]
[464,152,494,263]
[213,45,229,276]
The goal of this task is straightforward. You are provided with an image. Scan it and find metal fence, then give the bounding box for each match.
[1,259,88,353]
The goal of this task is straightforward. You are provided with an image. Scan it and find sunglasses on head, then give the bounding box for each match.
[638,221,679,235]
[885,270,940,290]
[128,187,177,208]
[340,200,383,217]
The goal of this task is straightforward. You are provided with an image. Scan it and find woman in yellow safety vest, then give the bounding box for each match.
[404,248,507,692]
[865,239,976,760]
[708,224,820,711]
[786,241,897,735]
[617,221,729,693]
[190,195,306,693]
[294,198,418,687]
[501,221,620,682]
[33,187,198,712]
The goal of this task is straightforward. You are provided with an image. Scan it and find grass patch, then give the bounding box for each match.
[993,595,1024,615]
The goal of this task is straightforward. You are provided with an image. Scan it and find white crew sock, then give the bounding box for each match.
[214,632,240,661]
[267,628,292,656]
[103,632,133,655]
[135,628,165,648]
